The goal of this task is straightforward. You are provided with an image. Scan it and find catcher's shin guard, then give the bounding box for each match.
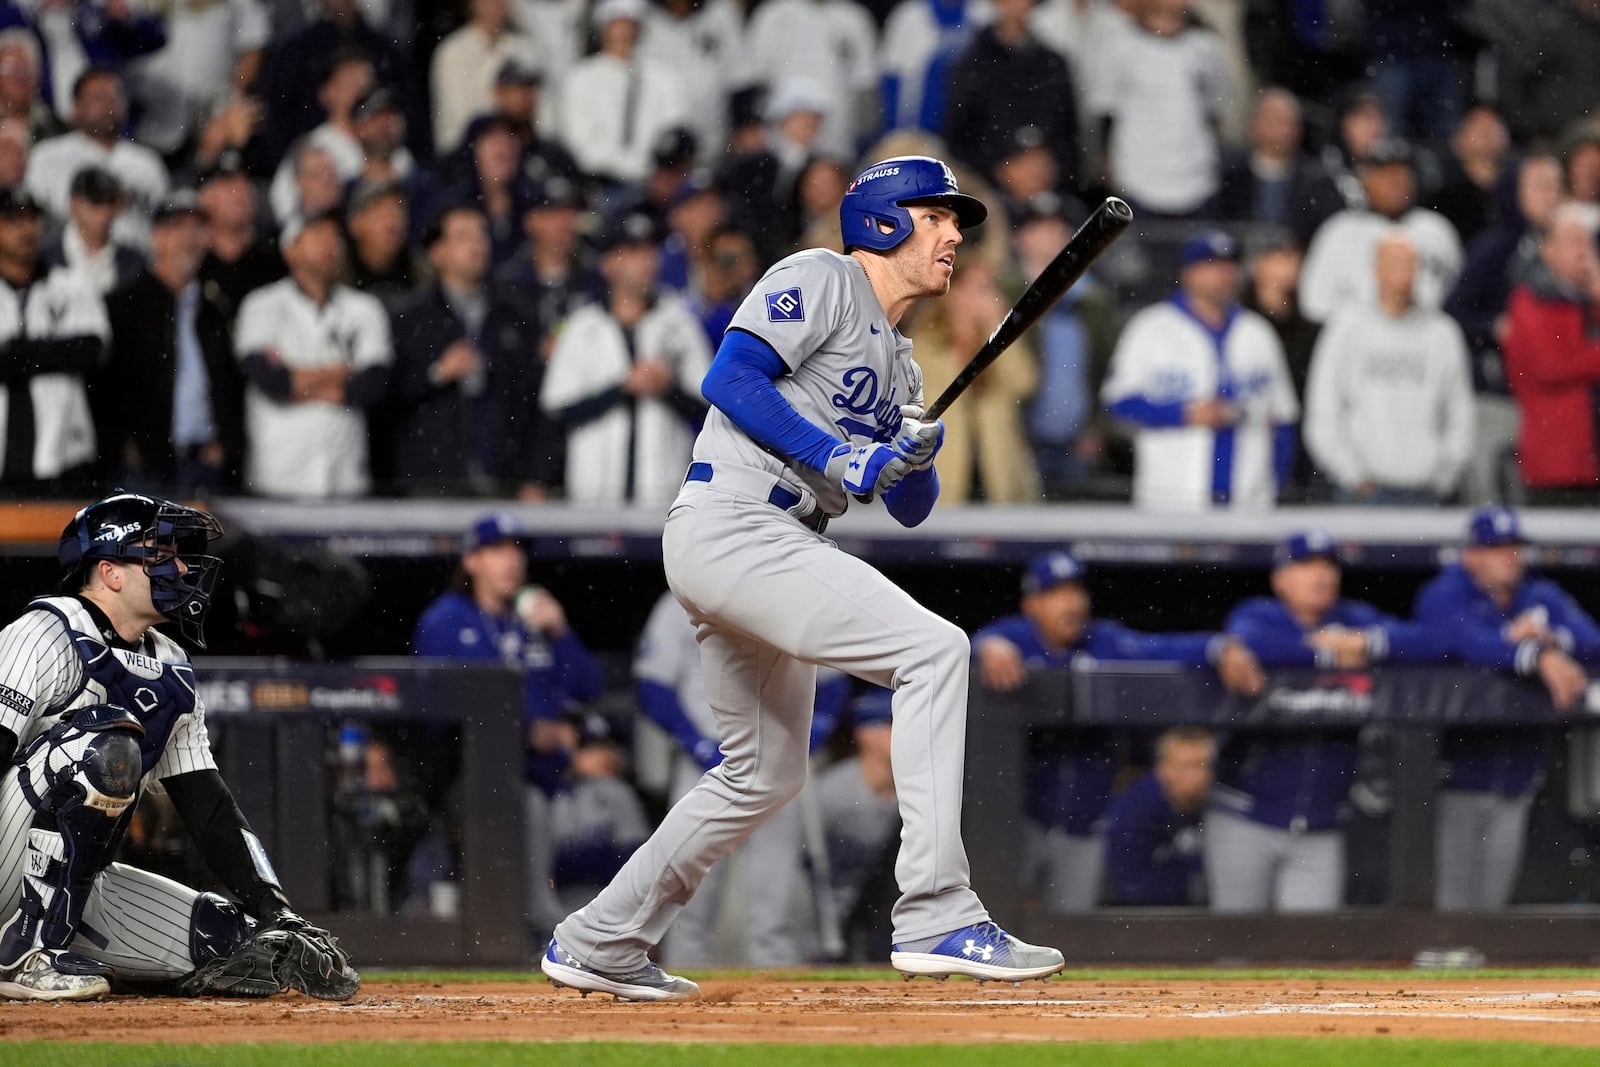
[0,707,142,973]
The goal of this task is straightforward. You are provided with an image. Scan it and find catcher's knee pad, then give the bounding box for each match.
[189,892,253,968]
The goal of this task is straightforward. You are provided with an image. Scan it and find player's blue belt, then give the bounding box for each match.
[684,462,828,533]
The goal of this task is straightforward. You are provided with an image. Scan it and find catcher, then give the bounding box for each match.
[0,491,358,1001]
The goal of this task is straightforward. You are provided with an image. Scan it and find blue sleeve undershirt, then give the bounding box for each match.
[701,329,844,473]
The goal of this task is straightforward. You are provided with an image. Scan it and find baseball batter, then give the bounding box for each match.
[541,156,1066,1000]
[0,492,358,1001]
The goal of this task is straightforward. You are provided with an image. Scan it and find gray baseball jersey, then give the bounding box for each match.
[698,249,924,516]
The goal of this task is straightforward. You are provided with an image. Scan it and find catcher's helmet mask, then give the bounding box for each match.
[840,155,988,254]
[58,491,225,647]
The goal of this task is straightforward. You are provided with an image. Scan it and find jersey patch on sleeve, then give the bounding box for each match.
[0,683,32,716]
[765,288,805,322]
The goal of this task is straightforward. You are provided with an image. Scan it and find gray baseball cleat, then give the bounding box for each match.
[0,949,112,1001]
[540,938,700,1002]
[890,921,1066,982]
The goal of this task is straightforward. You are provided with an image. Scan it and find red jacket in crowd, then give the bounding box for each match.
[1504,274,1600,489]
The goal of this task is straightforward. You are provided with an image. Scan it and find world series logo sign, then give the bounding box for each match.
[766,288,804,322]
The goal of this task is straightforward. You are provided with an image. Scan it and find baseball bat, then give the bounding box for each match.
[923,196,1135,421]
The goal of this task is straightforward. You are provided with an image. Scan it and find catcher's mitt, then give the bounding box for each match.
[180,911,361,1000]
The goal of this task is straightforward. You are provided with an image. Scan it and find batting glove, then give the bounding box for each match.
[895,404,944,470]
[825,442,911,498]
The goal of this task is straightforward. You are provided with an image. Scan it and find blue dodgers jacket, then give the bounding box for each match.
[1415,564,1600,795]
[413,591,605,791]
[973,614,1224,835]
[1103,771,1205,906]
[1216,596,1449,831]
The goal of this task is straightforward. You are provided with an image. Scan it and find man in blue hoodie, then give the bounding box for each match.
[1414,505,1599,911]
[1211,529,1449,912]
[973,550,1263,913]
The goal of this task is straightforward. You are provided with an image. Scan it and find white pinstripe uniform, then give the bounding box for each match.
[0,596,221,979]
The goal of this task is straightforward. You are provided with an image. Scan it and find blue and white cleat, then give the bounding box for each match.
[540,938,700,1002]
[890,922,1065,983]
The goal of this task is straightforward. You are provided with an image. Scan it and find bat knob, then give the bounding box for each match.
[1104,196,1135,222]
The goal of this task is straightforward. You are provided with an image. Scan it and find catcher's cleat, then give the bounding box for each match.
[891,922,1065,983]
[540,939,699,1002]
[0,949,111,1002]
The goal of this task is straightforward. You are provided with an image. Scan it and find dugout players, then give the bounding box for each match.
[1103,726,1215,907]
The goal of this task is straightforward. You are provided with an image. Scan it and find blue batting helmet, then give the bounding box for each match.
[59,491,225,647]
[839,156,988,253]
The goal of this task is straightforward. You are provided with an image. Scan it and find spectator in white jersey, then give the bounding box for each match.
[234,211,394,499]
[0,187,109,495]
[41,166,144,296]
[1304,230,1475,505]
[0,492,359,1001]
[1102,230,1298,511]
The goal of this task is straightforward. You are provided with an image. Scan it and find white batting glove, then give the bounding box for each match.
[824,442,911,497]
[894,404,944,470]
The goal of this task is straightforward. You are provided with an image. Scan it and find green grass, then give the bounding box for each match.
[370,966,1600,984]
[3,1041,1596,1067]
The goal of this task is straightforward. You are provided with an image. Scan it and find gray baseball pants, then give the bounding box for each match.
[553,482,989,972]
[1204,809,1345,913]
[1434,789,1533,912]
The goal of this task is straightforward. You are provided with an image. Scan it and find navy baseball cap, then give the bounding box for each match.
[1178,230,1240,269]
[1468,505,1527,547]
[1275,529,1340,566]
[464,512,525,553]
[1021,550,1087,596]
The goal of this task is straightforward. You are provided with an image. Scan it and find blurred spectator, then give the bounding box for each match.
[635,591,848,966]
[1211,530,1448,913]
[12,0,165,120]
[638,0,746,167]
[911,256,1041,503]
[1286,85,1388,247]
[945,0,1077,193]
[622,127,699,231]
[385,203,558,498]
[25,65,169,247]
[425,114,536,268]
[1027,0,1128,149]
[0,186,106,494]
[712,89,786,264]
[273,141,344,234]
[258,0,426,169]
[1477,0,1600,143]
[1103,725,1214,906]
[972,550,1262,913]
[1299,139,1463,324]
[1188,0,1250,145]
[345,177,426,310]
[548,711,651,915]
[0,27,63,143]
[348,85,416,186]
[787,155,848,253]
[1430,105,1511,247]
[430,0,537,157]
[690,223,760,346]
[235,211,392,498]
[659,175,725,295]
[42,164,143,294]
[988,125,1066,224]
[1015,199,1116,499]
[1239,233,1317,497]
[1363,0,1470,143]
[761,81,830,219]
[815,686,900,955]
[195,151,285,325]
[267,49,373,222]
[484,64,583,194]
[1503,202,1600,506]
[1216,87,1305,227]
[511,0,584,91]
[1415,506,1600,912]
[493,175,595,346]
[539,212,711,504]
[1559,125,1600,206]
[746,0,878,162]
[411,512,604,938]
[1088,0,1229,217]
[1102,230,1298,511]
[555,0,692,190]
[1303,231,1474,505]
[1446,155,1563,506]
[0,117,26,186]
[125,0,270,157]
[879,0,985,136]
[96,193,244,493]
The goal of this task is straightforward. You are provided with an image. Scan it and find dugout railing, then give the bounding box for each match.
[966,664,1600,964]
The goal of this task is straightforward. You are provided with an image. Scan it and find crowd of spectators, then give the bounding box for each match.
[4,0,1600,509]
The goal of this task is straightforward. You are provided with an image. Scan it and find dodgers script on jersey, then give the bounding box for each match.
[698,249,925,516]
